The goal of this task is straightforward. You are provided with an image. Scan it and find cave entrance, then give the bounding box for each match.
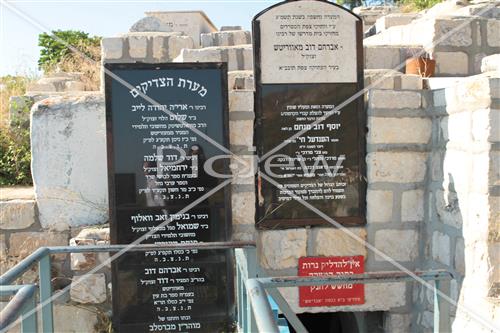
[286,311,385,333]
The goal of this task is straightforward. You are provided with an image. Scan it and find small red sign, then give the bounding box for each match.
[298,256,365,307]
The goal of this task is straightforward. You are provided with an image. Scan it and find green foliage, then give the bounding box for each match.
[38,30,101,71]
[0,126,32,186]
[336,0,364,9]
[399,0,443,11]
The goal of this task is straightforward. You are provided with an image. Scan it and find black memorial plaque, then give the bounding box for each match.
[253,0,366,229]
[105,63,233,332]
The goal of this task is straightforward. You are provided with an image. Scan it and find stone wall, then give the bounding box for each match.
[0,188,111,332]
[411,73,500,332]
[364,15,500,77]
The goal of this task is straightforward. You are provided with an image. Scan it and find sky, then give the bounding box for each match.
[0,0,281,77]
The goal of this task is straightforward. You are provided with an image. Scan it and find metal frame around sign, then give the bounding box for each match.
[252,0,367,229]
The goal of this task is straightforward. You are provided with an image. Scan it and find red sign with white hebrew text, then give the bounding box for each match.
[298,256,365,307]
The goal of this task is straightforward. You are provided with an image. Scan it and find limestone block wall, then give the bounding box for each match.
[412,73,500,332]
[0,190,111,332]
[364,16,500,77]
[101,32,194,64]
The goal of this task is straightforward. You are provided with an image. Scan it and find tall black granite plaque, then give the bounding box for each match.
[105,63,233,332]
[253,0,366,229]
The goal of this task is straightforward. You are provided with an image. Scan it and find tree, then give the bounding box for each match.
[38,30,101,71]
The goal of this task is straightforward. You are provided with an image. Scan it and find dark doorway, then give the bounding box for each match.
[287,311,384,333]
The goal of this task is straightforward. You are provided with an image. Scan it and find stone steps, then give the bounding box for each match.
[174,44,253,71]
[201,30,251,47]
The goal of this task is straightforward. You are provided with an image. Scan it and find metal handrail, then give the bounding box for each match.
[247,269,454,333]
[0,244,455,333]
[0,241,256,333]
[0,285,37,331]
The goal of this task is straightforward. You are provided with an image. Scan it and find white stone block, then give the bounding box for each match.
[367,152,427,183]
[400,74,423,90]
[364,69,398,89]
[230,155,255,185]
[228,70,254,91]
[367,117,431,144]
[444,75,491,113]
[366,189,393,223]
[229,90,253,112]
[229,120,253,147]
[471,152,490,194]
[481,54,500,73]
[177,47,223,63]
[201,31,251,47]
[242,46,254,70]
[70,227,110,270]
[9,232,68,260]
[471,108,499,143]
[53,304,99,332]
[374,229,418,261]
[441,112,472,144]
[31,94,108,228]
[443,149,472,194]
[433,18,472,47]
[435,52,469,75]
[401,189,424,222]
[487,20,500,47]
[314,227,367,256]
[167,36,194,60]
[101,37,123,60]
[432,231,451,265]
[364,46,400,69]
[467,193,490,239]
[128,35,148,58]
[259,229,307,269]
[231,192,255,225]
[70,273,107,303]
[369,90,421,109]
[375,13,418,32]
[0,200,35,229]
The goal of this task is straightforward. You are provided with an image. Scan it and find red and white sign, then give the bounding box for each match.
[298,256,365,307]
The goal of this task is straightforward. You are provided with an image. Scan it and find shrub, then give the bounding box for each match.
[0,75,33,185]
[0,125,32,186]
[38,30,102,90]
[38,30,101,70]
